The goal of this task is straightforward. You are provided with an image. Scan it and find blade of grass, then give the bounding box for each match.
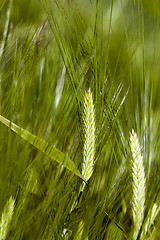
[0,114,84,180]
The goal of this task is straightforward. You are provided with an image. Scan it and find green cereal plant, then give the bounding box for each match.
[130,130,146,240]
[75,89,95,239]
[72,88,96,204]
[64,89,96,239]
[0,196,15,240]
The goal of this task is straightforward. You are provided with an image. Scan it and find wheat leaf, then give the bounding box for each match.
[0,114,83,180]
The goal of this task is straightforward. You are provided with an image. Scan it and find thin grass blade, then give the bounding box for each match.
[0,114,83,180]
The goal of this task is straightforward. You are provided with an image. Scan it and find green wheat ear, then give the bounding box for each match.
[74,89,95,239]
[130,130,146,240]
[82,89,96,184]
[0,196,15,240]
[141,203,160,239]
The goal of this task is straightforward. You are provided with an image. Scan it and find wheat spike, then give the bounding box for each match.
[141,203,160,239]
[130,130,146,240]
[68,89,96,214]
[82,89,96,183]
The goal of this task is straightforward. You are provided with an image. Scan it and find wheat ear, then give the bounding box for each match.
[130,130,146,240]
[141,203,160,239]
[82,89,96,185]
[64,89,96,238]
[0,196,15,240]
[74,89,96,239]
